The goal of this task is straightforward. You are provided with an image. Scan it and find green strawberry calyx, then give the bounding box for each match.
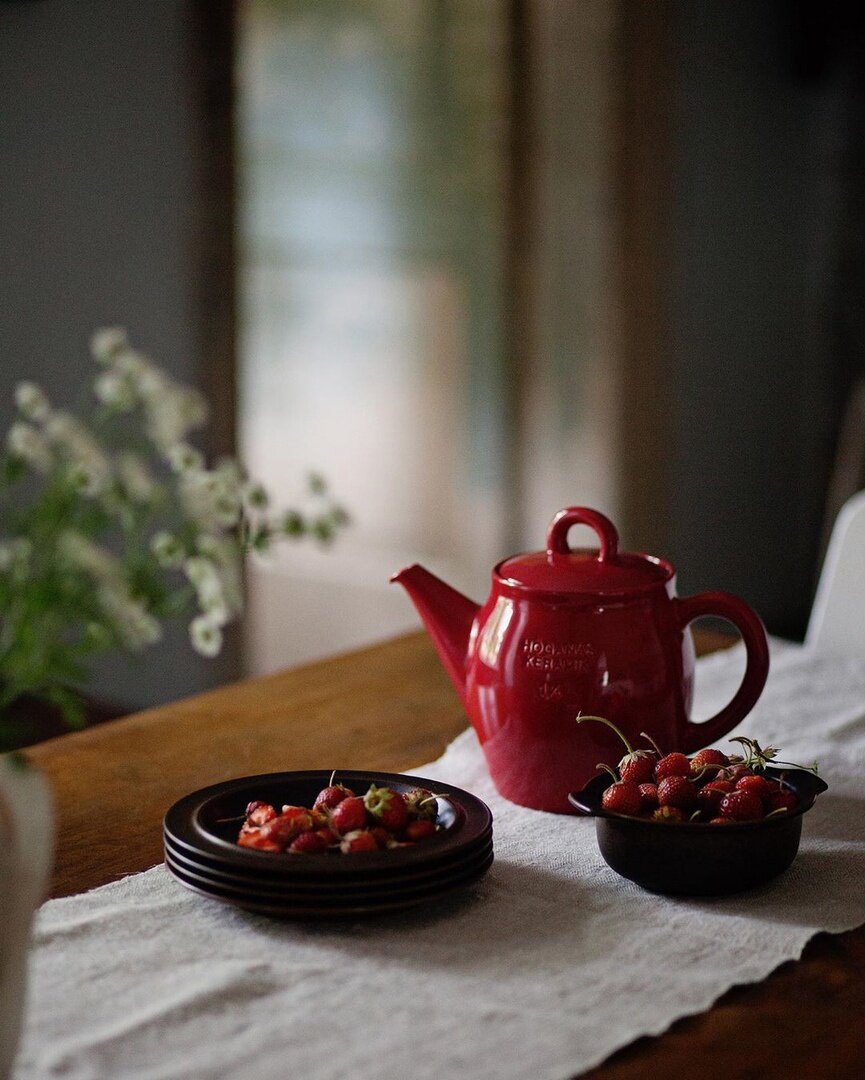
[728,736,819,775]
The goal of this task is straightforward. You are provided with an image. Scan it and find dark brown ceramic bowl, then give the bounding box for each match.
[568,767,828,896]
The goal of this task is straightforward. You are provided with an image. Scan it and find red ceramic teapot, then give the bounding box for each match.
[392,507,769,813]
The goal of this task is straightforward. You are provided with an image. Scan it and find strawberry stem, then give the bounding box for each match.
[639,731,664,758]
[595,762,620,782]
[576,713,635,756]
[729,736,819,774]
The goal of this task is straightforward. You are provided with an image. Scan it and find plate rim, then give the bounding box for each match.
[164,846,494,902]
[164,769,493,879]
[163,832,493,890]
[165,850,494,918]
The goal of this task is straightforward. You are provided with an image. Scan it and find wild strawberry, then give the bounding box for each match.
[696,780,734,815]
[340,829,380,854]
[735,774,774,802]
[653,805,684,823]
[719,790,764,821]
[768,790,798,814]
[245,800,276,826]
[369,826,390,849]
[404,788,439,821]
[690,747,729,770]
[601,781,643,817]
[330,796,368,835]
[657,775,697,810]
[655,753,691,781]
[261,808,313,847]
[706,779,734,793]
[724,764,754,783]
[237,826,281,852]
[313,783,354,811]
[575,714,656,784]
[281,805,315,828]
[638,782,659,811]
[405,818,437,841]
[363,784,408,832]
[619,753,656,785]
[690,748,729,782]
[288,831,330,854]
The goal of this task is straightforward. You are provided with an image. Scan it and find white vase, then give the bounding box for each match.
[0,755,54,1080]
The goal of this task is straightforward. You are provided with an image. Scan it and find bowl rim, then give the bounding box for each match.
[568,765,828,829]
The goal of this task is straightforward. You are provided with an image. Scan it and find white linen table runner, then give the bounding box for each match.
[13,641,865,1080]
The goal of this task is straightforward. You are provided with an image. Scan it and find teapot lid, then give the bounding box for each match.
[496,507,673,595]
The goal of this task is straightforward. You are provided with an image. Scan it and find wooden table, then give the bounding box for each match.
[26,630,865,1078]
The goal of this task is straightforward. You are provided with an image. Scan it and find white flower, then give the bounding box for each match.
[166,442,204,474]
[143,382,208,451]
[14,382,51,423]
[192,563,229,624]
[150,531,185,569]
[212,493,241,529]
[98,586,162,650]
[68,460,107,497]
[58,530,121,583]
[178,468,241,530]
[117,453,157,503]
[183,556,220,590]
[94,370,136,411]
[7,422,52,473]
[199,589,230,626]
[195,533,243,616]
[90,327,128,364]
[177,470,215,527]
[194,533,222,559]
[189,613,222,657]
[60,532,160,649]
[113,348,152,384]
[214,457,244,487]
[183,557,234,625]
[45,412,111,492]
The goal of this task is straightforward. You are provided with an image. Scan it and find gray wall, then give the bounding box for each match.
[666,0,851,637]
[0,0,239,709]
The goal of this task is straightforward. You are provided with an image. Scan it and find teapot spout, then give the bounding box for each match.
[390,564,479,706]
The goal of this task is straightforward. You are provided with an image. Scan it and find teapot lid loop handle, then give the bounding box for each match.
[546,507,619,562]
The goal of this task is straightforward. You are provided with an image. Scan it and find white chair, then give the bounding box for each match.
[806,488,865,657]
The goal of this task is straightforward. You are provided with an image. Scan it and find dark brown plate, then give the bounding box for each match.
[163,834,493,894]
[568,766,828,896]
[163,817,492,884]
[164,770,493,883]
[164,844,494,904]
[165,849,494,919]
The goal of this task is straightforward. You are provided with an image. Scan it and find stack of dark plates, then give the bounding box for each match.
[164,770,493,918]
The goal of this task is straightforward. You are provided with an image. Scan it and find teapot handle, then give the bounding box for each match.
[674,591,770,752]
[547,507,619,561]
